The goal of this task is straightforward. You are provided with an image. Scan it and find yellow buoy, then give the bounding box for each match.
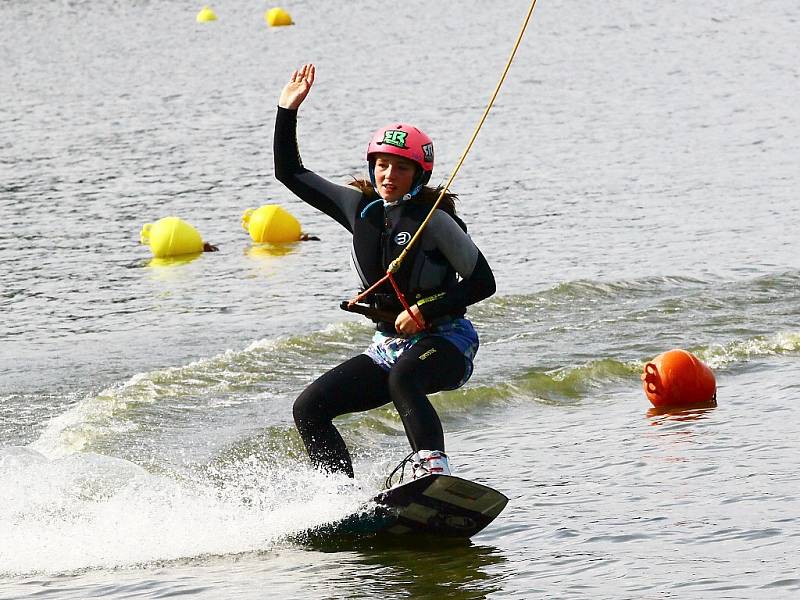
[265,7,293,27]
[140,217,206,258]
[196,6,218,23]
[242,205,301,243]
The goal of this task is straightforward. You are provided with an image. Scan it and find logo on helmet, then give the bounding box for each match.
[382,130,408,149]
[394,231,411,246]
[422,142,434,164]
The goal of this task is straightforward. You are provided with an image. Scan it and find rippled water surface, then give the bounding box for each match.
[2,0,799,598]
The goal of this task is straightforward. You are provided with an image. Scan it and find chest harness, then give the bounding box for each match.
[342,196,465,333]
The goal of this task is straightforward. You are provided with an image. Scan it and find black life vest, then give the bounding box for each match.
[351,196,467,330]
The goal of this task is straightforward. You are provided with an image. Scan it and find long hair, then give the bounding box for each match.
[348,178,459,218]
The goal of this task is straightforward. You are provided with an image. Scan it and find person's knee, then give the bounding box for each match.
[388,361,421,398]
[293,386,324,425]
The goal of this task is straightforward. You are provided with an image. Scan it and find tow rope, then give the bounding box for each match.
[343,0,539,327]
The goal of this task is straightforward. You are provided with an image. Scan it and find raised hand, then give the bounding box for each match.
[278,63,315,110]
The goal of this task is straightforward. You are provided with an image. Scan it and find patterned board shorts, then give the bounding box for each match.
[364,318,480,390]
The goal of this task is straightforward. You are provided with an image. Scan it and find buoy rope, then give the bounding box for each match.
[349,0,538,321]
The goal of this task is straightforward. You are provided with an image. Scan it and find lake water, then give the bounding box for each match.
[1,0,799,598]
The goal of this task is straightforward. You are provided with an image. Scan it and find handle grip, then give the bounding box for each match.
[339,301,396,323]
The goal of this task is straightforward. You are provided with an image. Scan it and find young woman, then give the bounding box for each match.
[275,64,496,480]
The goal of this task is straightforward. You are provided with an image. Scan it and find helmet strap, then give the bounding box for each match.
[405,166,426,201]
[406,181,423,200]
[368,161,378,193]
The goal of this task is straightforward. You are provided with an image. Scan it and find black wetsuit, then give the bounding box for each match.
[274,107,496,477]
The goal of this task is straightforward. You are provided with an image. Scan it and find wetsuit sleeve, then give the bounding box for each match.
[274,106,363,232]
[415,213,496,321]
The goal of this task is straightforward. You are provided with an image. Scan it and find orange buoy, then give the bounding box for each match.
[641,349,716,408]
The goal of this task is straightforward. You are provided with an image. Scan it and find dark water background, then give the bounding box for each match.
[1,0,799,598]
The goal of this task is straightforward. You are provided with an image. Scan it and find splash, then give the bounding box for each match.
[0,446,372,576]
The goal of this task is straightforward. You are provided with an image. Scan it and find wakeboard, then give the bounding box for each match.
[309,474,508,540]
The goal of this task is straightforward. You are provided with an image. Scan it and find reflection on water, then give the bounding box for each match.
[245,243,298,259]
[310,540,508,600]
[145,253,202,269]
[646,402,717,425]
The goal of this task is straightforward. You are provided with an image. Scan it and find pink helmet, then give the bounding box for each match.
[366,123,434,184]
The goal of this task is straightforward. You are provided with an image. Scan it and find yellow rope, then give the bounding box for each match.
[387,0,539,274]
